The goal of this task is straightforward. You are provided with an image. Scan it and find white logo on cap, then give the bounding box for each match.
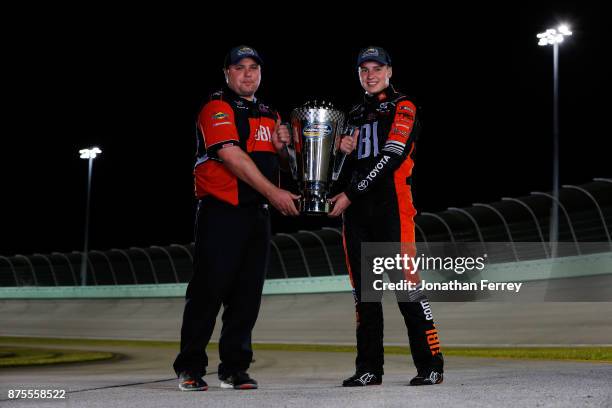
[362,48,379,57]
[237,47,254,56]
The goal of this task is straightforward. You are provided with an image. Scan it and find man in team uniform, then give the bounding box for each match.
[329,46,444,386]
[173,45,299,391]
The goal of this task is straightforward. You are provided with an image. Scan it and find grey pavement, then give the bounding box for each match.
[1,292,612,407]
[0,344,610,408]
[1,294,612,346]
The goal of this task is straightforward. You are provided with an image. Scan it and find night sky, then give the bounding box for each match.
[1,3,609,256]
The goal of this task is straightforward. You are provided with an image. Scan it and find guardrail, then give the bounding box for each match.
[1,179,610,287]
[1,251,610,299]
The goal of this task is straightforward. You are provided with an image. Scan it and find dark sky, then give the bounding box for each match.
[1,3,609,256]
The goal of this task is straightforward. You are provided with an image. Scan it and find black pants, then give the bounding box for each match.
[342,206,444,375]
[173,197,270,377]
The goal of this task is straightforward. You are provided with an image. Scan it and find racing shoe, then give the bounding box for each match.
[178,371,208,391]
[219,371,258,390]
[409,368,443,386]
[342,371,382,387]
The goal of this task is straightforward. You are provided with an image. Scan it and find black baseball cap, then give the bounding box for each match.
[356,46,392,67]
[224,45,263,68]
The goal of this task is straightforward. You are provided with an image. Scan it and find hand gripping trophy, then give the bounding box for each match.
[286,100,353,214]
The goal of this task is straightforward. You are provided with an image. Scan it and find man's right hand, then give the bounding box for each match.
[339,128,359,154]
[266,187,300,216]
[218,146,300,216]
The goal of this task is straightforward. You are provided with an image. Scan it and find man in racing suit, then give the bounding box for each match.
[329,46,444,386]
[173,45,299,392]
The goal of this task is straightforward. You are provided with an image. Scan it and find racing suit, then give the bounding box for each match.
[341,85,444,375]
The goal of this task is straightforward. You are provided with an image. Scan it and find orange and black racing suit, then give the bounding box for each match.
[341,85,444,375]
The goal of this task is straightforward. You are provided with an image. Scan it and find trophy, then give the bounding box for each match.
[286,100,351,214]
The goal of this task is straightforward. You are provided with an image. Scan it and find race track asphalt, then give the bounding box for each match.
[1,292,611,407]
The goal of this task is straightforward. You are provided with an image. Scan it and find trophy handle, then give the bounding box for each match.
[331,125,356,181]
[282,122,299,181]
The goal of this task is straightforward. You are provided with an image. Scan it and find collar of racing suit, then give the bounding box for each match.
[364,84,398,106]
[223,85,258,105]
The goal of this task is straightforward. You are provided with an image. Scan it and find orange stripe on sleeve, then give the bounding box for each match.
[388,100,416,144]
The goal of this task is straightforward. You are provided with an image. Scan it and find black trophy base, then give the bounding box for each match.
[299,198,330,214]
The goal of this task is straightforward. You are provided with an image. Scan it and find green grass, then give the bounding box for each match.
[438,347,612,362]
[251,343,612,362]
[0,345,116,368]
[0,336,178,349]
[1,336,610,363]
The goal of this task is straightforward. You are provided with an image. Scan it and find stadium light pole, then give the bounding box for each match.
[537,24,572,257]
[79,147,102,286]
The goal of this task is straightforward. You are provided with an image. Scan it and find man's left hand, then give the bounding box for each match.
[272,123,291,152]
[328,192,351,217]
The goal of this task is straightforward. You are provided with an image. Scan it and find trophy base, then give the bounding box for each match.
[299,198,330,214]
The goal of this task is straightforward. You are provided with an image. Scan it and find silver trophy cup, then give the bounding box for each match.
[286,100,350,214]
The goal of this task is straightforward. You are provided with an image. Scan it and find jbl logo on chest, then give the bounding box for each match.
[357,122,379,159]
[255,125,272,142]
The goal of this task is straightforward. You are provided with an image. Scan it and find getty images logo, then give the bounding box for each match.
[357,155,390,191]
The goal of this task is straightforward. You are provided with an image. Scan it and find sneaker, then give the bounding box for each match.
[342,371,382,387]
[219,371,258,390]
[178,371,208,391]
[409,368,443,386]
